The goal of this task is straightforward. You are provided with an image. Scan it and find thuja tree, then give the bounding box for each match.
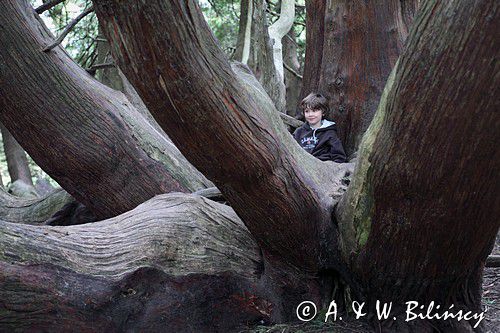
[0,0,498,332]
[301,0,421,155]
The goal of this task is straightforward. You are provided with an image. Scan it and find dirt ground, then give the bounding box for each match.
[242,235,500,333]
[483,234,500,332]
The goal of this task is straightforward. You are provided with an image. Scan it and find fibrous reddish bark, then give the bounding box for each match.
[0,0,211,219]
[301,0,420,154]
[300,0,326,108]
[337,0,499,329]
[93,0,352,271]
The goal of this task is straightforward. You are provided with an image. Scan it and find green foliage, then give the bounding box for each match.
[199,0,241,55]
[32,0,98,68]
[32,0,306,69]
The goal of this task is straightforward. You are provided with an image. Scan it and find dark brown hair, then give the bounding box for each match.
[300,92,329,115]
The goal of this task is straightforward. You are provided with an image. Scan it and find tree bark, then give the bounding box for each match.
[0,122,33,186]
[0,0,211,219]
[1,0,497,331]
[283,29,302,116]
[93,0,353,271]
[0,187,73,224]
[95,29,123,91]
[7,179,38,198]
[300,0,326,109]
[301,0,420,155]
[34,177,55,196]
[337,0,499,329]
[0,193,271,332]
[253,0,287,113]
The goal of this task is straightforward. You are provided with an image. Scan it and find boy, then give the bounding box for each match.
[293,93,347,163]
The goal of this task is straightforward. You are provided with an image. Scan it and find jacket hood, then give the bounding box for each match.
[305,119,337,131]
[319,120,335,128]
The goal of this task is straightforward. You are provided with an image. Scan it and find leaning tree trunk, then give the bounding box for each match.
[301,0,420,155]
[0,122,33,186]
[337,0,499,331]
[93,0,353,273]
[0,0,212,219]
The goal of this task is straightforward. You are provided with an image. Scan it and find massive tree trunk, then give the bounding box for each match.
[0,122,33,186]
[0,0,498,332]
[0,0,211,219]
[94,0,499,330]
[337,0,499,330]
[301,0,420,155]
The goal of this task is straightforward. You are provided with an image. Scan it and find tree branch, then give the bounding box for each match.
[279,112,303,128]
[43,6,94,52]
[34,0,65,14]
[85,61,114,74]
[1,193,260,278]
[0,187,73,225]
[283,61,303,79]
[1,0,211,219]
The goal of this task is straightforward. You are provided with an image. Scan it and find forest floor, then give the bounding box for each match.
[483,235,500,332]
[241,235,500,333]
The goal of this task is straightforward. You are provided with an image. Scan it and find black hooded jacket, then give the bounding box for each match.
[293,120,347,162]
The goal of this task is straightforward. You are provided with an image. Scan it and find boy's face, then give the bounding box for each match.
[304,108,323,128]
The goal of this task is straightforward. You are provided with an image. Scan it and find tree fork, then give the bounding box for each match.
[93,0,352,271]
